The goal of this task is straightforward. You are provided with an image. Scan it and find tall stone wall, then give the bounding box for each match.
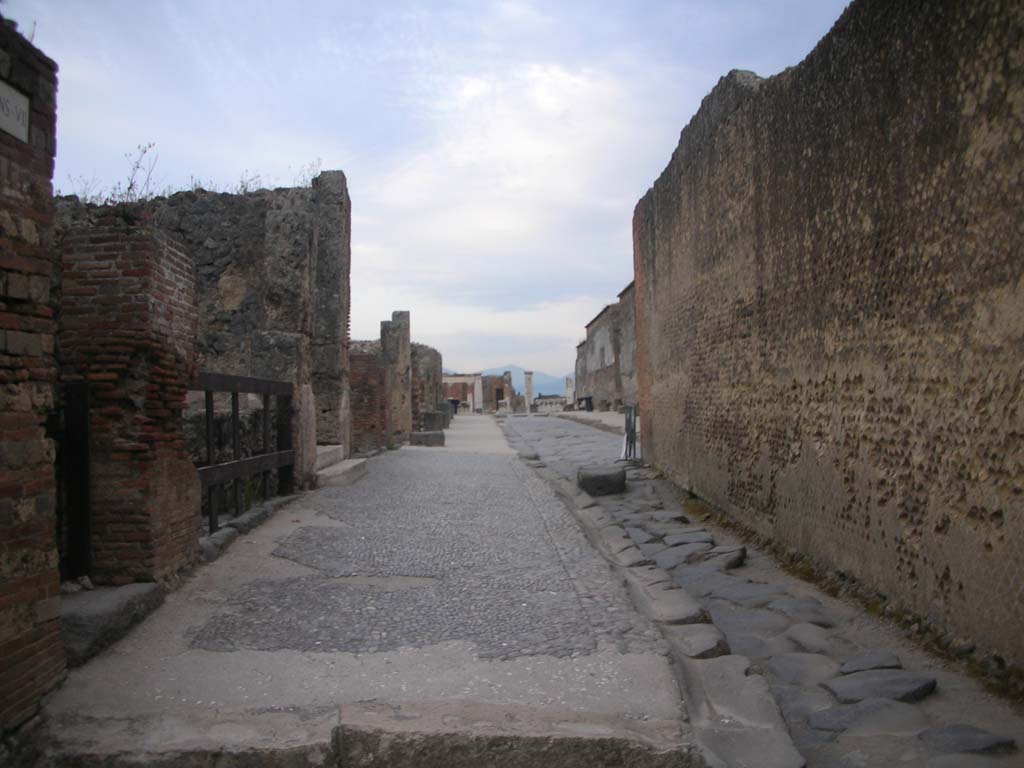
[154,171,352,487]
[57,204,200,585]
[411,342,442,431]
[0,20,63,737]
[380,311,411,442]
[633,0,1024,663]
[574,282,637,410]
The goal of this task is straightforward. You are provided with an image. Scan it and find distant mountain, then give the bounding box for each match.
[481,365,568,397]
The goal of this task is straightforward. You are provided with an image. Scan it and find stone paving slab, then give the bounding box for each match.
[502,414,1024,768]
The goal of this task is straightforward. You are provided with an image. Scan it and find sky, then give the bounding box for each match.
[6,0,849,376]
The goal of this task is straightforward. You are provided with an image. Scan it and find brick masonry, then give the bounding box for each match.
[56,203,200,586]
[0,19,64,736]
[633,0,1024,663]
[349,346,389,454]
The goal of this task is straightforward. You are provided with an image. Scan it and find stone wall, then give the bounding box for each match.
[154,171,352,486]
[443,373,482,412]
[481,372,513,412]
[633,0,1024,663]
[574,281,637,410]
[380,311,411,442]
[57,204,200,585]
[0,19,63,736]
[411,342,442,431]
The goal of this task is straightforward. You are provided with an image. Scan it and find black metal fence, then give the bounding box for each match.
[191,372,294,534]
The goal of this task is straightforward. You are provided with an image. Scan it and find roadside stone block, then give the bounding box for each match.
[919,723,1017,755]
[410,430,445,447]
[821,669,937,703]
[577,465,626,496]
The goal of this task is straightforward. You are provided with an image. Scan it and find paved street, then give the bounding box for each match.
[503,414,1024,768]
[42,414,695,766]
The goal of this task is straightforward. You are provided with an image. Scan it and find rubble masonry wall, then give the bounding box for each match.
[632,0,1024,663]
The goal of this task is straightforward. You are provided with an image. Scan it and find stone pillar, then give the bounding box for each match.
[381,311,411,443]
[0,20,64,736]
[524,370,534,415]
[311,171,351,454]
[473,376,483,413]
[58,204,201,586]
[565,376,575,404]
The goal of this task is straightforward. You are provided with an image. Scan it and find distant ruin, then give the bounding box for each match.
[574,281,637,411]
[632,0,1024,664]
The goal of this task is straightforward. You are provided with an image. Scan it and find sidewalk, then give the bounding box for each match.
[40,414,697,767]
[502,416,1024,768]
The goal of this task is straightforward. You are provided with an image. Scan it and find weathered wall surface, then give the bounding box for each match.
[575,282,637,410]
[380,311,411,442]
[57,204,200,585]
[349,345,388,454]
[481,372,513,412]
[155,171,351,486]
[309,172,351,450]
[0,21,63,736]
[411,342,442,431]
[633,0,1024,663]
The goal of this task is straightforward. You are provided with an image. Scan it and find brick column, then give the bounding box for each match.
[58,205,200,585]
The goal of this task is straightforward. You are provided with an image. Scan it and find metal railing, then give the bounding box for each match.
[191,372,294,534]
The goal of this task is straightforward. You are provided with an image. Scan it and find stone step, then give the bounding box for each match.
[315,444,346,471]
[61,583,165,667]
[316,458,368,488]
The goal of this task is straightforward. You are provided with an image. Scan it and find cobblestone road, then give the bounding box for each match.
[192,446,663,659]
[42,414,689,766]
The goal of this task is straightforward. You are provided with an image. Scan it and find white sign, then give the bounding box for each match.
[0,80,30,143]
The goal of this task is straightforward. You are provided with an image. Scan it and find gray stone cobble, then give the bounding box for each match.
[191,449,663,661]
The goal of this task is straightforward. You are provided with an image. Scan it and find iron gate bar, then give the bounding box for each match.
[190,372,294,534]
[197,372,292,396]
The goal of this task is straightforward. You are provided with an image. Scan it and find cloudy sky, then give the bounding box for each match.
[7,0,848,376]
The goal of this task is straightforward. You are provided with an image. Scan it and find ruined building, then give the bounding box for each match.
[632,0,1024,665]
[575,281,637,411]
[350,313,444,452]
[0,13,360,737]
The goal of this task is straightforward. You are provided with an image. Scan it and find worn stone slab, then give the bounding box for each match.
[699,545,746,571]
[663,624,729,659]
[664,531,714,547]
[577,465,626,496]
[61,583,165,666]
[517,449,540,461]
[822,669,937,703]
[783,623,833,655]
[410,430,445,447]
[919,723,1017,755]
[654,542,713,571]
[767,596,834,628]
[808,697,926,734]
[638,541,670,557]
[609,544,654,568]
[839,650,901,675]
[574,492,598,510]
[625,574,707,625]
[626,526,657,545]
[766,653,841,686]
[770,685,834,722]
[680,655,804,768]
[224,505,271,534]
[317,458,369,487]
[706,579,787,607]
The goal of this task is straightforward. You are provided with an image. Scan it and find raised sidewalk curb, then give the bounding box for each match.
[506,427,805,768]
